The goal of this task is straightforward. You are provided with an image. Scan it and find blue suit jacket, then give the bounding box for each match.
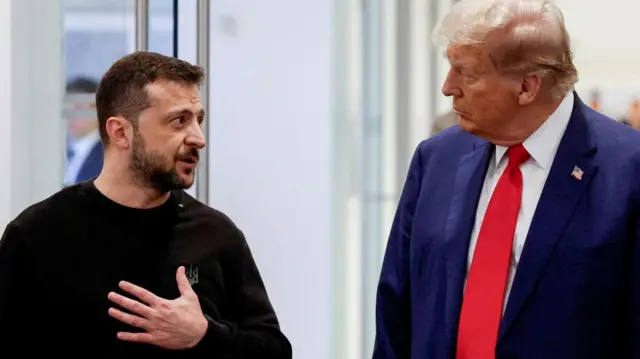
[75,141,103,183]
[373,94,640,359]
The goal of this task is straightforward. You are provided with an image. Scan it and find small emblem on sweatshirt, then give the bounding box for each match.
[186,264,199,286]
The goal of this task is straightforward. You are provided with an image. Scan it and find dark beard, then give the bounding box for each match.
[129,130,196,193]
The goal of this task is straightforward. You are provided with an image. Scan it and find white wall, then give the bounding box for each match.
[206,1,334,358]
[555,0,640,119]
[556,0,640,89]
[0,0,64,230]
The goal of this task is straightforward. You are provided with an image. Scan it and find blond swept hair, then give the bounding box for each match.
[433,0,578,98]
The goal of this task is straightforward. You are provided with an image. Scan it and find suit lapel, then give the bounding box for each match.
[499,96,598,340]
[444,138,493,348]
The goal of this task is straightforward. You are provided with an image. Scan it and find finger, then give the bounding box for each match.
[118,281,163,306]
[176,266,195,296]
[107,291,155,318]
[108,307,150,330]
[116,331,155,344]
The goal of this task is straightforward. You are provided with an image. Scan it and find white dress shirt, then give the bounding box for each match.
[64,130,101,186]
[465,91,575,312]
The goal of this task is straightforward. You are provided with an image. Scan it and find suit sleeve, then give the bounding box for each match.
[633,211,640,358]
[0,223,38,354]
[192,228,292,359]
[373,143,425,359]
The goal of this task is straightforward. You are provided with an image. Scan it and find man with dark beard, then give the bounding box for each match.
[0,52,292,359]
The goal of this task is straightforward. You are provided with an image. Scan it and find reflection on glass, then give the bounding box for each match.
[62,0,132,186]
[149,0,176,57]
[61,0,176,186]
[63,1,132,83]
[63,78,102,186]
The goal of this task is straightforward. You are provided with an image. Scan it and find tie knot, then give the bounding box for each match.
[507,144,530,167]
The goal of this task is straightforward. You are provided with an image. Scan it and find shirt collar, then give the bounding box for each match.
[494,91,574,170]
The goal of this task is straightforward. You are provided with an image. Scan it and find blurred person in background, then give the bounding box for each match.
[374,0,640,358]
[588,88,601,111]
[64,76,104,185]
[622,98,640,130]
[0,52,291,358]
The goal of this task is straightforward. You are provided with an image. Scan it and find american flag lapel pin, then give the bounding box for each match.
[571,165,584,180]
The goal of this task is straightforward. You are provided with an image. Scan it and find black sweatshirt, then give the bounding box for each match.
[0,181,291,358]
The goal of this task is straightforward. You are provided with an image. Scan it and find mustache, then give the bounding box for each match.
[177,150,199,162]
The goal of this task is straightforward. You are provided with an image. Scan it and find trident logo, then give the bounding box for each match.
[185,264,199,286]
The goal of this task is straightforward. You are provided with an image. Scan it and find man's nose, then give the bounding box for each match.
[186,122,206,149]
[441,69,461,97]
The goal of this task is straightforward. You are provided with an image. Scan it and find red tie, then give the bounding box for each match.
[456,144,530,359]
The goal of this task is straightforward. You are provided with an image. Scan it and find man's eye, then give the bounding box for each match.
[173,116,186,124]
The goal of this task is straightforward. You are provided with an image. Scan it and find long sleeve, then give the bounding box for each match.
[0,223,39,354]
[193,228,292,359]
[373,143,425,359]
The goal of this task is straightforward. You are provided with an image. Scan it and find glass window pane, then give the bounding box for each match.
[149,0,176,57]
[62,1,133,186]
[62,0,177,187]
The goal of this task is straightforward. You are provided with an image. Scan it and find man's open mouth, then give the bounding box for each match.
[181,157,198,164]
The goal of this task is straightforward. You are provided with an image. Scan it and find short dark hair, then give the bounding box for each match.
[95,51,204,145]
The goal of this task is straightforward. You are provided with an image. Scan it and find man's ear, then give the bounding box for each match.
[104,117,132,150]
[517,74,543,105]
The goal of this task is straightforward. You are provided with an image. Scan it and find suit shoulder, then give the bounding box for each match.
[582,109,640,200]
[587,108,640,154]
[415,125,477,159]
